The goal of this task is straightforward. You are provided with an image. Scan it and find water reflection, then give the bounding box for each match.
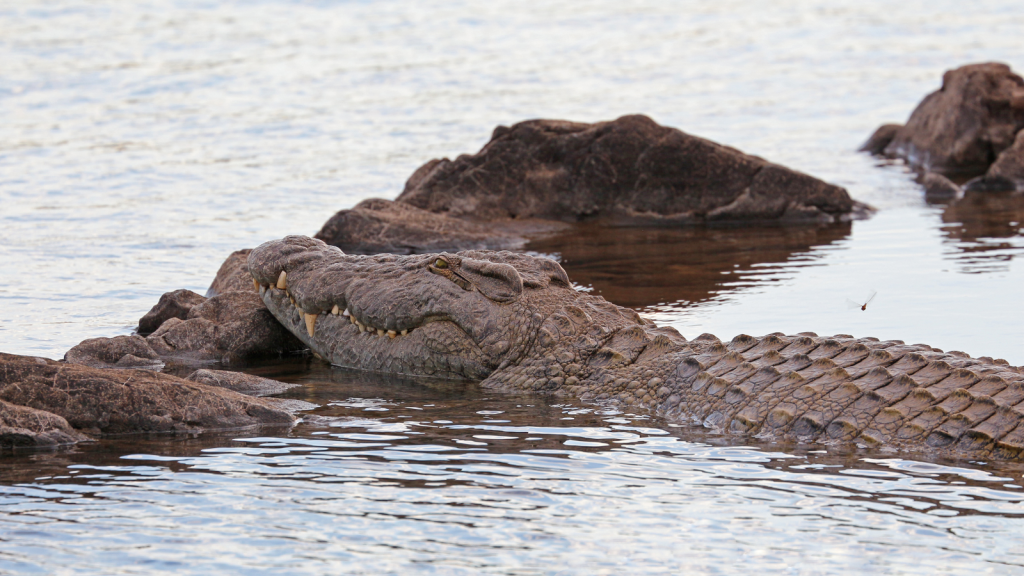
[526,222,852,309]
[939,191,1024,274]
[1,366,1023,574]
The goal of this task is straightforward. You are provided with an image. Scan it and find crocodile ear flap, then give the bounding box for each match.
[459,258,523,302]
[538,258,570,287]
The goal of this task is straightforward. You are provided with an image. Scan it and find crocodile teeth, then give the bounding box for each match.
[343,308,351,317]
[350,315,356,325]
[331,305,339,315]
[304,313,317,337]
[387,330,397,339]
[401,329,408,336]
[252,278,259,291]
[356,321,365,332]
[376,328,385,337]
[276,270,287,289]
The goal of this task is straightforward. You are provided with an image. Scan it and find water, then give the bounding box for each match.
[1,1,1023,573]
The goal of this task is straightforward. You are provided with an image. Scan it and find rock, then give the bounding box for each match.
[396,114,866,225]
[315,198,563,254]
[0,400,89,451]
[859,123,902,155]
[877,62,1024,178]
[138,289,208,335]
[145,290,305,363]
[64,335,164,370]
[920,172,962,200]
[965,130,1024,192]
[0,352,296,437]
[207,249,256,297]
[186,369,300,397]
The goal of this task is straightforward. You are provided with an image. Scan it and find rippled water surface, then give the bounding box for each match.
[2,1,1024,573]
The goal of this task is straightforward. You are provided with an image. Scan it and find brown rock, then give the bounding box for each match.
[137,289,208,335]
[207,249,256,297]
[186,369,300,397]
[145,290,305,363]
[965,130,1024,192]
[315,198,564,254]
[859,123,903,155]
[65,334,164,370]
[0,352,295,436]
[920,172,962,200]
[397,114,865,225]
[0,399,89,451]
[880,62,1024,178]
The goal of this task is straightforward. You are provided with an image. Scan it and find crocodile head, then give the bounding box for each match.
[248,235,587,379]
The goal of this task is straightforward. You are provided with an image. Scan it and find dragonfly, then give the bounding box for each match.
[847,291,877,311]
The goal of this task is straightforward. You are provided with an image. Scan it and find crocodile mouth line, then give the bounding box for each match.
[254,271,455,342]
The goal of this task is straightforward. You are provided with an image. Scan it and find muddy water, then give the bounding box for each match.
[2,1,1024,574]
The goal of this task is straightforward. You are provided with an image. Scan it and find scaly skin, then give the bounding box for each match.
[249,236,1024,461]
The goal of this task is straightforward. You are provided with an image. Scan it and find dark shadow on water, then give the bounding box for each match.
[525,222,852,309]
[938,191,1024,273]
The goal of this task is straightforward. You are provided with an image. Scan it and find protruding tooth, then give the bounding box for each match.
[356,321,365,332]
[401,329,408,336]
[343,308,351,317]
[304,313,317,337]
[387,330,396,339]
[350,315,356,325]
[376,328,385,337]
[331,305,339,315]
[276,270,287,289]
[252,278,259,290]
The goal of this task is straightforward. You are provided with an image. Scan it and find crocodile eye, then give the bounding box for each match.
[433,258,448,269]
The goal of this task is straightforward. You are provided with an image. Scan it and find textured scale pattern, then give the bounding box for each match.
[489,329,1024,461]
[251,236,1024,461]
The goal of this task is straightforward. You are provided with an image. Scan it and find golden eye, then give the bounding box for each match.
[433,258,448,269]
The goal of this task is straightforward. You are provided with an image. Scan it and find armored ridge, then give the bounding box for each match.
[249,236,1024,461]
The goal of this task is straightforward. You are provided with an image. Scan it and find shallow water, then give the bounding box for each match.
[1,1,1024,573]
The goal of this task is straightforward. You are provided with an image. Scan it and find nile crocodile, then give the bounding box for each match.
[249,235,1024,461]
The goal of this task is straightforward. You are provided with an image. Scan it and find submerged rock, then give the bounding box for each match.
[315,198,552,254]
[868,62,1024,179]
[920,172,962,200]
[859,123,902,155]
[65,335,164,370]
[186,369,300,397]
[0,352,296,438]
[0,400,89,451]
[145,290,305,364]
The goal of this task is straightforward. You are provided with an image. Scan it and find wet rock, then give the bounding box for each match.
[920,172,962,200]
[965,130,1024,192]
[0,352,295,437]
[186,369,300,397]
[64,335,164,370]
[0,400,89,451]
[396,114,866,225]
[316,198,562,253]
[138,289,208,335]
[207,249,256,297]
[859,123,902,155]
[145,290,305,363]
[875,62,1024,178]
